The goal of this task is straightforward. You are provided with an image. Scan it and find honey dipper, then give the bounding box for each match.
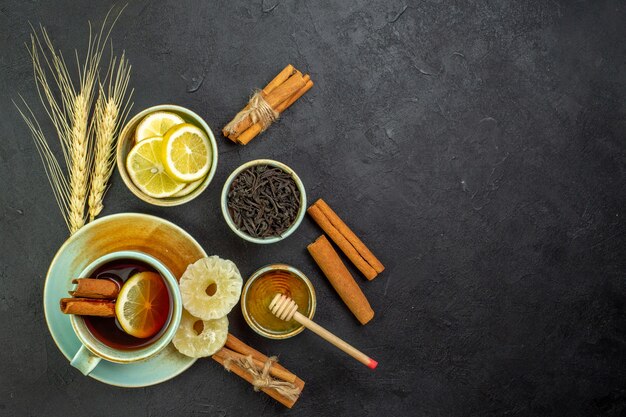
[269,294,378,369]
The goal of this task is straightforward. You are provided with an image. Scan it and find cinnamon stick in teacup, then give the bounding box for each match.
[69,278,119,299]
[308,199,384,280]
[307,235,375,325]
[60,298,116,317]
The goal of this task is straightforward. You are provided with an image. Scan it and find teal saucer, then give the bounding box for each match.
[44,213,208,387]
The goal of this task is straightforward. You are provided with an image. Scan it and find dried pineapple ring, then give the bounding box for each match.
[180,256,243,320]
[173,309,228,358]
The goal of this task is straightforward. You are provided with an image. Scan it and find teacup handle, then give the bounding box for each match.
[70,345,101,375]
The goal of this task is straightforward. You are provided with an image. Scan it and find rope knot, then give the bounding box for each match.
[223,90,279,136]
[223,354,300,401]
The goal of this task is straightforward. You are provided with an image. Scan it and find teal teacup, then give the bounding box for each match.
[69,250,182,375]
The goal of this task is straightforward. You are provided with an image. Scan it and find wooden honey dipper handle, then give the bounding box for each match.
[269,294,378,369]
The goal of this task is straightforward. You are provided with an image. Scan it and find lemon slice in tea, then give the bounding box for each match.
[126,136,185,198]
[173,310,228,358]
[162,123,212,183]
[135,111,185,142]
[115,272,170,339]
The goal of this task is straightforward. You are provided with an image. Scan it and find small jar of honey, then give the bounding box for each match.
[241,264,316,339]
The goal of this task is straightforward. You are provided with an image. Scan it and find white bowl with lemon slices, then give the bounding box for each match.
[117,105,218,206]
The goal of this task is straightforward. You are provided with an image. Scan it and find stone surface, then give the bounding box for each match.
[1,0,625,416]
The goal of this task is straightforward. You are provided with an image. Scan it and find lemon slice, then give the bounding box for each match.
[126,136,185,198]
[171,178,204,197]
[135,111,185,142]
[115,272,170,339]
[162,123,212,182]
[179,256,242,320]
[173,310,228,358]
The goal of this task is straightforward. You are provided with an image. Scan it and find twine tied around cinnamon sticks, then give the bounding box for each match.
[222,354,301,402]
[223,90,279,135]
[222,64,313,145]
[212,334,305,408]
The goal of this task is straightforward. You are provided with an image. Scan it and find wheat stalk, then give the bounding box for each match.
[88,53,133,221]
[15,7,128,234]
[88,93,116,222]
[67,92,91,232]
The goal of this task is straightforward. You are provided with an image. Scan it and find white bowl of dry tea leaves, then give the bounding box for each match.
[221,159,307,244]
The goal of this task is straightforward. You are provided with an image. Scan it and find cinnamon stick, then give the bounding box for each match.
[237,75,314,145]
[225,333,259,358]
[308,205,377,280]
[212,333,305,408]
[225,334,303,386]
[214,347,297,383]
[264,72,306,111]
[308,198,384,280]
[227,72,307,139]
[213,354,300,407]
[224,65,313,144]
[60,298,116,317]
[224,71,305,139]
[224,65,296,141]
[69,278,119,299]
[307,235,375,325]
[262,64,296,96]
[281,75,313,110]
[235,74,311,144]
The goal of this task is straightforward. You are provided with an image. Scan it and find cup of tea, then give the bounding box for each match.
[69,250,182,375]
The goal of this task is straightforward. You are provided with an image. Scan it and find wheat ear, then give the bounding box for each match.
[66,92,91,233]
[88,53,133,221]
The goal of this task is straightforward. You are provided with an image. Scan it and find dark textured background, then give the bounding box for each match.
[1,1,625,416]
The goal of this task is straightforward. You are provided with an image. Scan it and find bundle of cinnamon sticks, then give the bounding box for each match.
[223,64,313,145]
[212,333,305,408]
[60,278,119,316]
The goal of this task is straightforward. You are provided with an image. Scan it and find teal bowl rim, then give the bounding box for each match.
[70,250,183,364]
